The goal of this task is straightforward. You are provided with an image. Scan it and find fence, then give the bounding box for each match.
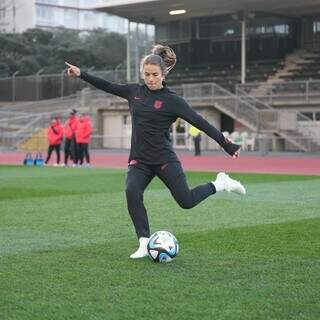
[236,80,320,104]
[0,69,128,102]
[2,132,319,155]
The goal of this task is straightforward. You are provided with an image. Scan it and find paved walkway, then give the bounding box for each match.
[1,150,319,175]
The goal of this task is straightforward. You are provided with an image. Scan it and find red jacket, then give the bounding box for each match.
[64,115,79,139]
[76,115,92,144]
[48,119,63,145]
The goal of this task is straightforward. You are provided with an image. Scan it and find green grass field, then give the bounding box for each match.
[1,165,319,320]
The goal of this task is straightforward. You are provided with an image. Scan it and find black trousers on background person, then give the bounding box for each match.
[78,143,90,165]
[193,134,201,156]
[64,137,78,165]
[45,144,61,164]
[125,161,215,238]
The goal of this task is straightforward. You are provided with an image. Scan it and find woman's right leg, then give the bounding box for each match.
[84,144,90,164]
[64,139,71,164]
[157,162,245,210]
[125,163,155,239]
[78,143,84,165]
[156,162,215,209]
[54,145,61,164]
[45,145,54,164]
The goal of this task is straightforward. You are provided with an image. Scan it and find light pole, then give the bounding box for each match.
[114,63,122,82]
[35,68,43,101]
[126,20,131,82]
[60,68,66,98]
[232,11,255,84]
[88,66,95,73]
[12,70,19,102]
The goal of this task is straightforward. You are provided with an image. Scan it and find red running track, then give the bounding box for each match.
[1,151,319,175]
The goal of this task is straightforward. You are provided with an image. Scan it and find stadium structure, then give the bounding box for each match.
[0,0,127,34]
[1,0,320,154]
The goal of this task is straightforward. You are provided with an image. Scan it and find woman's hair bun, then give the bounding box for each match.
[151,44,176,73]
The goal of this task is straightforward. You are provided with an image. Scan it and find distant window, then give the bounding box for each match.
[0,9,6,19]
[63,8,78,29]
[61,0,79,7]
[315,112,320,121]
[249,24,289,35]
[275,24,288,34]
[313,21,320,33]
[35,0,59,4]
[36,5,56,25]
[123,114,131,126]
[80,11,96,30]
[225,29,235,35]
[298,112,314,121]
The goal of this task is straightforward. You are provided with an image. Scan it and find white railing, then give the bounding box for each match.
[2,133,319,154]
[236,80,320,104]
[236,81,319,137]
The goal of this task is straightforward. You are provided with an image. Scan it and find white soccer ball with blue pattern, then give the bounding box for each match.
[147,231,179,262]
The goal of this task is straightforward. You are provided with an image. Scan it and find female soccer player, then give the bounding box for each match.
[65,45,246,259]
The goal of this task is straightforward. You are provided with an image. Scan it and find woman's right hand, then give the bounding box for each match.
[65,62,80,77]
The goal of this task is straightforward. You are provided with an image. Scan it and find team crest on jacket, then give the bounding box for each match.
[153,99,163,109]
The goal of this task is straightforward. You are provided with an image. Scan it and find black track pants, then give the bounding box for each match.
[64,137,78,165]
[45,144,61,164]
[78,143,90,164]
[125,161,216,238]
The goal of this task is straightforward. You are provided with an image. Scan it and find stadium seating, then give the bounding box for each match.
[167,59,281,92]
[18,128,48,151]
[223,130,256,151]
[278,50,320,82]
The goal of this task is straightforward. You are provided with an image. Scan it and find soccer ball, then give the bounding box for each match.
[147,231,179,263]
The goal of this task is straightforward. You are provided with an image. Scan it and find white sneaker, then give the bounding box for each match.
[213,172,246,195]
[130,237,149,259]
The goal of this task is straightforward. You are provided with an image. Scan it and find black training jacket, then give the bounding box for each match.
[80,72,226,165]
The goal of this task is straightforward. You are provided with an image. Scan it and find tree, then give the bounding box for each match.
[0,27,127,77]
[0,62,9,77]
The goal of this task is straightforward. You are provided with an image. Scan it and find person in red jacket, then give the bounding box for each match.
[63,109,79,166]
[45,117,63,165]
[76,113,93,166]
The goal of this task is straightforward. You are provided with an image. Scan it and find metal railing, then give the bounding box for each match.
[2,133,319,154]
[236,81,320,137]
[172,82,278,132]
[236,80,320,104]
[0,69,129,102]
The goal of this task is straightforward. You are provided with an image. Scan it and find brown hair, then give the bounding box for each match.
[140,44,177,76]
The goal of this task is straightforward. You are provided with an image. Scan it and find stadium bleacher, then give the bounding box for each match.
[167,59,281,92]
[278,50,320,81]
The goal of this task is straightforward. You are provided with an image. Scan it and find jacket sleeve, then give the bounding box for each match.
[58,126,64,139]
[174,96,225,146]
[80,72,132,100]
[83,123,92,139]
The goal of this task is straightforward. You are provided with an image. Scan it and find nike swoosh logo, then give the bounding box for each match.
[134,96,141,100]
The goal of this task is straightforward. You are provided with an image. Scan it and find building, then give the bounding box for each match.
[89,0,320,152]
[0,0,127,34]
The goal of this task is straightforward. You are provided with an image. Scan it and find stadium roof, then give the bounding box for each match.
[91,0,320,24]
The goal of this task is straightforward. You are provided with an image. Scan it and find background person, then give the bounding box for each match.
[189,125,202,156]
[76,113,93,166]
[44,117,63,166]
[65,44,245,259]
[63,109,79,166]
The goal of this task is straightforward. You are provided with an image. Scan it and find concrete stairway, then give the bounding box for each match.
[18,128,48,152]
